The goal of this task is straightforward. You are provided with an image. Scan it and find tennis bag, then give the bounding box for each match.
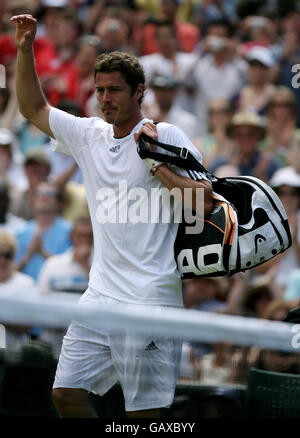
[138,134,292,279]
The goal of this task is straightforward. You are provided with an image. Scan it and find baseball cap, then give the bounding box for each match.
[0,129,14,146]
[25,148,50,166]
[150,75,179,89]
[246,46,275,68]
[269,166,300,188]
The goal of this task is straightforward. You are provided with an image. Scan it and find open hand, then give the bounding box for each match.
[10,14,37,51]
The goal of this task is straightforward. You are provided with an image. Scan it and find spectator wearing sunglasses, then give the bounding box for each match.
[0,230,34,346]
[14,181,72,281]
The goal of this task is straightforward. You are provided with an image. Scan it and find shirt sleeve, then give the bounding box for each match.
[157,123,210,183]
[49,106,97,159]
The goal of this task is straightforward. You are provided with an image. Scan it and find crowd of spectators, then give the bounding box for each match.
[0,0,300,388]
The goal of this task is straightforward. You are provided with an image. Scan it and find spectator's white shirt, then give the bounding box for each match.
[0,270,34,292]
[191,54,247,134]
[163,105,201,142]
[38,249,89,294]
[0,271,35,347]
[49,107,207,306]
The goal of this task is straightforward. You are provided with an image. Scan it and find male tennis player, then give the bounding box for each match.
[11,14,213,418]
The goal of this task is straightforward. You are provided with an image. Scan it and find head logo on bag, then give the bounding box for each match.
[138,133,292,279]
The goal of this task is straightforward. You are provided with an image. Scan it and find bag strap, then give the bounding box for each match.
[138,133,215,176]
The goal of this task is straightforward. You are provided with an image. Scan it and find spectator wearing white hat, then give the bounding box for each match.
[237,46,276,115]
[255,166,300,297]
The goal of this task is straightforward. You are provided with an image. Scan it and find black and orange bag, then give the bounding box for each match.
[138,134,292,279]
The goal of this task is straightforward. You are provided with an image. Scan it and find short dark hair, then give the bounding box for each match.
[94,51,145,105]
[206,18,235,37]
[154,20,177,39]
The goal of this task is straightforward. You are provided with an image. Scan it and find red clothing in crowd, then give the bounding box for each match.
[138,20,200,55]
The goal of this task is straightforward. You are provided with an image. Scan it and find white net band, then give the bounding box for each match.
[0,291,298,353]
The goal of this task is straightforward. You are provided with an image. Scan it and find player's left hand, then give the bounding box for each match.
[134,122,158,144]
[134,122,162,173]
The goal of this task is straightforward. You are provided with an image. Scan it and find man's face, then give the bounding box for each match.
[156,26,176,55]
[33,183,58,215]
[232,126,261,154]
[95,71,141,126]
[25,161,50,186]
[153,87,176,112]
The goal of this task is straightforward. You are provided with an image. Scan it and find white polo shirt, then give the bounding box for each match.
[49,107,207,306]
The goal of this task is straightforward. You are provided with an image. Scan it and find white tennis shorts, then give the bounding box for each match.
[53,288,182,412]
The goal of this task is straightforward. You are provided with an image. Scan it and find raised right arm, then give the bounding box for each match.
[10,14,54,138]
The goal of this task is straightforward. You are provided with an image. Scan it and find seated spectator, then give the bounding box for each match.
[38,216,93,294]
[36,0,68,41]
[238,46,276,115]
[139,20,199,115]
[0,230,34,346]
[138,0,200,55]
[46,100,82,184]
[0,128,27,192]
[0,0,56,73]
[255,166,300,296]
[0,181,26,235]
[237,14,281,62]
[210,111,282,182]
[143,74,200,142]
[17,120,50,156]
[261,86,300,166]
[37,9,82,107]
[195,98,235,168]
[241,281,274,319]
[10,148,51,220]
[95,15,133,54]
[183,277,228,313]
[74,35,101,115]
[190,18,248,134]
[15,181,72,281]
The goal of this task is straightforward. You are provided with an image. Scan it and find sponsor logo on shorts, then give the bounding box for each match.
[145,341,158,351]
